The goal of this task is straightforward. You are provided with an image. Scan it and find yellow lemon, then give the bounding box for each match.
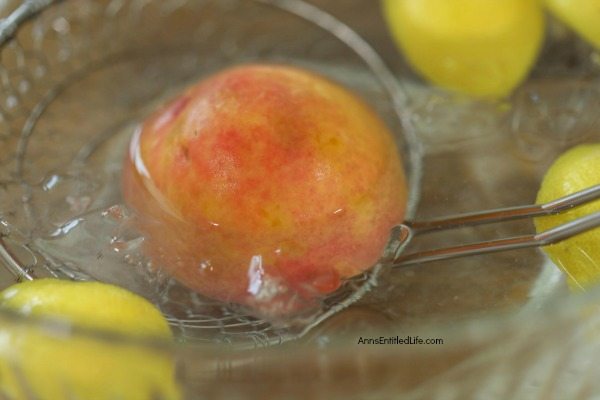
[545,0,600,50]
[535,144,600,290]
[382,0,545,98]
[0,279,180,400]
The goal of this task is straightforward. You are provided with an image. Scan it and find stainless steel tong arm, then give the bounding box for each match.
[393,184,600,267]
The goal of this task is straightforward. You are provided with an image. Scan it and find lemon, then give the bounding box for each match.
[535,144,600,290]
[382,0,545,98]
[545,0,600,50]
[0,279,180,400]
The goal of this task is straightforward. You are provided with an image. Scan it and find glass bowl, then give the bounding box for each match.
[0,0,599,398]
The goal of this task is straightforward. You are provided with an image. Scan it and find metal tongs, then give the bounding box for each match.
[391,184,600,267]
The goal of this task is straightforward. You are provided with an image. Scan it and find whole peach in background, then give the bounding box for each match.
[382,0,544,98]
[122,64,407,316]
[536,144,600,290]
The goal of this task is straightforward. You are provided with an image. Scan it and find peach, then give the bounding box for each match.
[0,279,179,400]
[122,65,407,315]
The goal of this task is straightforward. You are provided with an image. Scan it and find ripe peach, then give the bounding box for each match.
[122,65,407,315]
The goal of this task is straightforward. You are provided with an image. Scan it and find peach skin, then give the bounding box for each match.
[122,64,408,316]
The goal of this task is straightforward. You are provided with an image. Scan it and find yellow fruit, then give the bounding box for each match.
[535,144,600,290]
[545,0,600,49]
[0,279,180,400]
[382,0,545,98]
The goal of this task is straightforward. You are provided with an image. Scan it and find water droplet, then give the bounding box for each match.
[246,255,264,296]
[43,174,61,191]
[198,260,213,272]
[5,96,17,110]
[51,218,83,237]
[52,17,70,34]
[102,205,128,221]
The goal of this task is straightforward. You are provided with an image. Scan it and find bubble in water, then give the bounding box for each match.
[28,170,104,235]
[34,206,160,299]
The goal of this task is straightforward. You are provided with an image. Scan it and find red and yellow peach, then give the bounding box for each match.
[122,64,407,314]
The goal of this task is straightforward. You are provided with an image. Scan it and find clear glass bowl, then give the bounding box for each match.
[0,0,599,398]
